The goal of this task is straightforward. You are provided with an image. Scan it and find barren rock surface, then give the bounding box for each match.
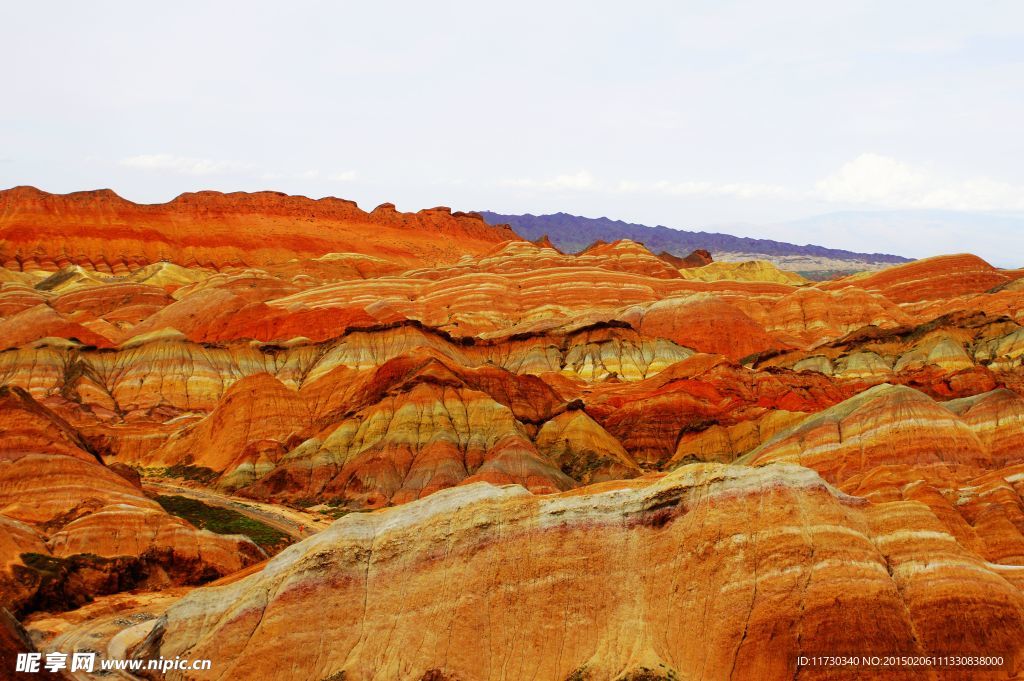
[1,187,1022,679]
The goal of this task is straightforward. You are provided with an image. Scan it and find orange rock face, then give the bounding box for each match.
[0,386,263,615]
[0,186,518,272]
[630,295,785,361]
[743,385,1024,572]
[148,466,1024,681]
[2,186,1024,678]
[744,384,1019,480]
[821,253,1011,303]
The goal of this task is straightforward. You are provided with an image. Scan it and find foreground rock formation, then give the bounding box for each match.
[0,386,263,616]
[1,186,1023,679]
[142,464,1024,681]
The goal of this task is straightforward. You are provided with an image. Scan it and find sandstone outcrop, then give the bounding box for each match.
[4,185,1024,677]
[742,384,1014,480]
[656,248,713,269]
[0,386,262,615]
[741,385,1024,571]
[147,464,1024,680]
[678,259,808,284]
[821,253,1011,303]
[0,186,519,272]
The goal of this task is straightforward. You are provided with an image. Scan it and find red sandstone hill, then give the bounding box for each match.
[820,253,1011,303]
[0,186,519,272]
[3,185,1024,678]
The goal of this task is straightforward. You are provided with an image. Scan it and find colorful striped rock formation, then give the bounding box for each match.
[1,186,1023,679]
[0,386,263,615]
[144,465,1024,681]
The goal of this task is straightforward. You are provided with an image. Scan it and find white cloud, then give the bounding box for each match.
[613,154,1024,212]
[121,155,360,184]
[119,154,255,175]
[501,170,595,191]
[815,153,1024,211]
[617,179,798,200]
[494,155,1024,215]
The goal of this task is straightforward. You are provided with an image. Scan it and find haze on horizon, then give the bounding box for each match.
[2,1,1023,266]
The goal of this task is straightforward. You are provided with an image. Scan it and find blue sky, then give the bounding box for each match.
[2,1,1023,264]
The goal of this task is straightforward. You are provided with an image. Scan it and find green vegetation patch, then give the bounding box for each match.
[322,508,356,520]
[616,666,678,681]
[320,673,346,681]
[154,495,290,552]
[20,552,69,576]
[160,464,219,483]
[566,667,591,681]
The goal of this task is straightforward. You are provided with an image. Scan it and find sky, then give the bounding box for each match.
[2,1,1023,265]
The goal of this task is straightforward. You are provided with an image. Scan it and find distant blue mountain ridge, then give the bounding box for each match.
[477,211,912,263]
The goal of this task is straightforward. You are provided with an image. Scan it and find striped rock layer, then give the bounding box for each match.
[1,187,1024,678]
[146,465,1024,681]
[0,386,263,615]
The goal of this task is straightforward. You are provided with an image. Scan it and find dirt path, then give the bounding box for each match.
[142,479,332,540]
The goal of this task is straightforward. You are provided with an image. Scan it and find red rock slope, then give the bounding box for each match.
[0,186,519,272]
[2,185,1024,676]
[0,386,263,614]
[147,465,1024,681]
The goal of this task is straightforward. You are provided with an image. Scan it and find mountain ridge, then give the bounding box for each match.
[0,186,519,273]
[478,210,911,269]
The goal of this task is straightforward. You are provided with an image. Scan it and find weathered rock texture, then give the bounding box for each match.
[1,186,1024,679]
[0,186,518,272]
[0,386,263,615]
[148,465,1024,681]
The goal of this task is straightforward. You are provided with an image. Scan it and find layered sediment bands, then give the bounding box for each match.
[626,295,783,361]
[150,464,1024,681]
[5,311,1012,505]
[0,386,262,613]
[296,242,800,341]
[0,304,115,348]
[751,310,1024,398]
[678,258,808,284]
[50,282,175,319]
[240,380,575,506]
[1,296,1020,513]
[742,385,1024,569]
[838,462,1024,568]
[670,409,808,465]
[145,372,312,476]
[821,253,1012,303]
[944,388,1024,460]
[0,186,518,270]
[742,384,1021,481]
[0,337,318,417]
[582,354,853,467]
[0,323,695,417]
[759,286,912,347]
[573,239,688,278]
[301,351,566,426]
[297,322,694,382]
[5,184,1024,649]
[19,233,1016,365]
[0,284,48,316]
[140,351,579,498]
[534,408,642,483]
